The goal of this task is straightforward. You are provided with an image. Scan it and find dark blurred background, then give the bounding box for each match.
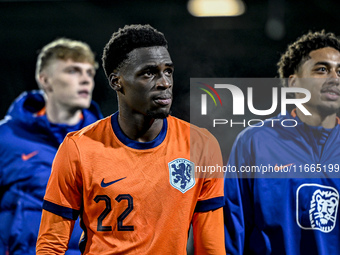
[1,0,339,158]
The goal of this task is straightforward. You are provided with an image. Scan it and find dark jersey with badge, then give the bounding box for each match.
[225,110,340,255]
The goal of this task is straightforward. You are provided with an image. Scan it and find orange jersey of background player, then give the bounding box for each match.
[37,112,225,255]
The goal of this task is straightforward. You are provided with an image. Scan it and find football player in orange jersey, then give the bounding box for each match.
[37,24,226,255]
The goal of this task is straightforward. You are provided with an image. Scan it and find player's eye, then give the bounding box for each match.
[65,67,79,74]
[67,69,77,73]
[315,66,327,72]
[164,68,173,76]
[87,70,95,78]
[142,70,154,78]
[314,66,328,74]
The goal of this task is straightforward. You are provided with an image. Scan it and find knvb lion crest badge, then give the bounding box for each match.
[168,158,195,193]
[296,184,339,233]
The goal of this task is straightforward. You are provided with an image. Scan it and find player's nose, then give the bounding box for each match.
[328,70,340,86]
[156,74,172,89]
[80,72,94,85]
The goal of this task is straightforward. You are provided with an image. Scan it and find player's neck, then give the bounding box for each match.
[296,108,337,129]
[118,112,163,142]
[45,101,82,126]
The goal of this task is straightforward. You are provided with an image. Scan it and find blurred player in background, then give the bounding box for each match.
[224,30,340,254]
[0,38,102,254]
[36,24,226,254]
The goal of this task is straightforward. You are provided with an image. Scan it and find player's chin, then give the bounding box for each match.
[146,108,171,119]
[72,101,91,110]
[79,97,92,107]
[318,102,340,115]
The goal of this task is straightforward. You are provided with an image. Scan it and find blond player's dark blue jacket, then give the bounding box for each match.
[0,90,102,255]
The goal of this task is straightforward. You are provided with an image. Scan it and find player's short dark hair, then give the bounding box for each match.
[102,24,168,78]
[277,30,340,84]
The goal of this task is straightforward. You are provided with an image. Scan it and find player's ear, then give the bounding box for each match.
[38,72,53,93]
[288,74,296,87]
[109,72,122,92]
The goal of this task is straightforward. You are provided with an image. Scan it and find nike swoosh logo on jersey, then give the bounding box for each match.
[21,151,38,161]
[274,163,294,171]
[101,177,127,188]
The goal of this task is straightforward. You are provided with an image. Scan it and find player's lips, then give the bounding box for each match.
[154,95,172,106]
[321,86,340,100]
[78,90,90,98]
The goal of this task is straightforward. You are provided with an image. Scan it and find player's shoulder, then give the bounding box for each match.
[0,115,24,145]
[236,114,289,143]
[0,116,15,151]
[0,115,12,131]
[66,115,111,142]
[167,115,218,142]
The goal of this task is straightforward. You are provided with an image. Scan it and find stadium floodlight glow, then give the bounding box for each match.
[187,0,246,17]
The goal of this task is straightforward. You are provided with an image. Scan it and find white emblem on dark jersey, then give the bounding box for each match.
[168,158,195,193]
[309,189,339,232]
[296,184,339,233]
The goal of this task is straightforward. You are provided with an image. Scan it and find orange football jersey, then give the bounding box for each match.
[41,112,224,254]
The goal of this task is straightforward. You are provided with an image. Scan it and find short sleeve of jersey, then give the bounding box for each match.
[42,136,82,220]
[195,129,224,212]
